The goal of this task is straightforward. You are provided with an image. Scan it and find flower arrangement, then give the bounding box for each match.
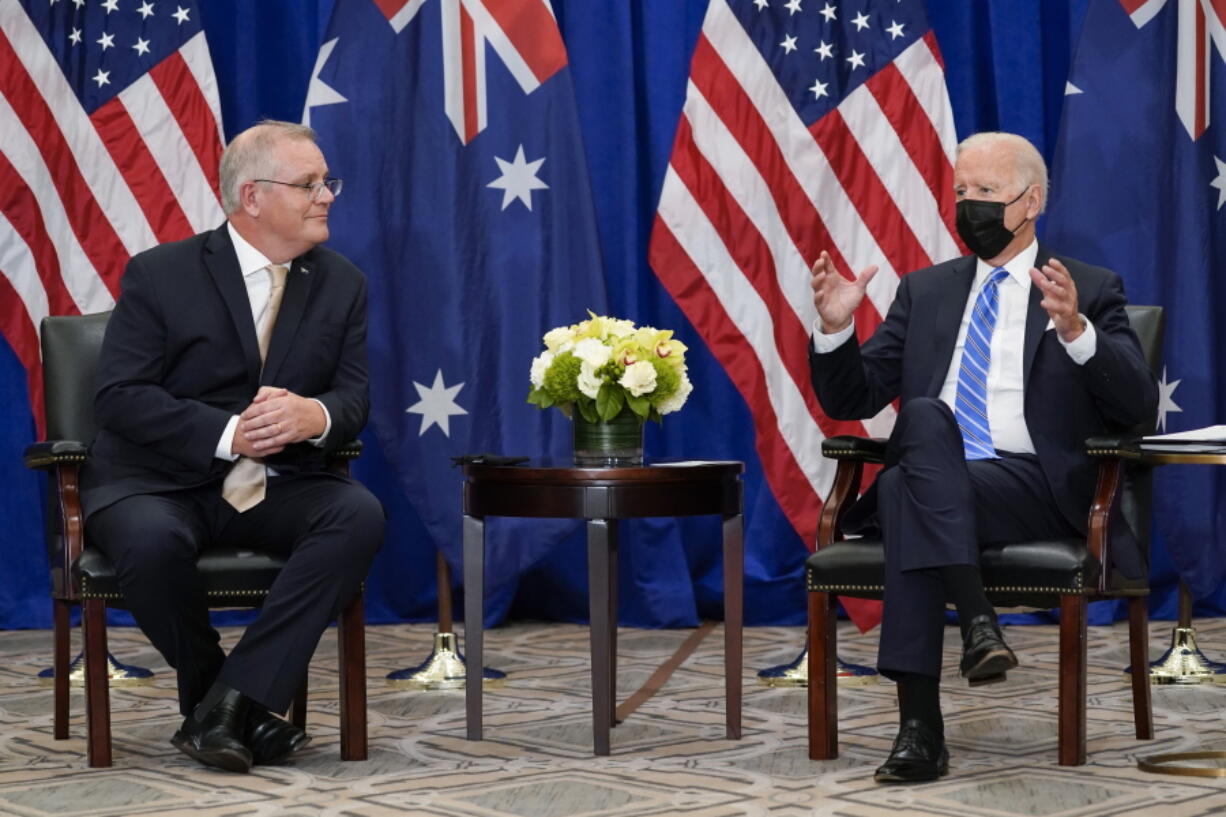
[527,312,693,424]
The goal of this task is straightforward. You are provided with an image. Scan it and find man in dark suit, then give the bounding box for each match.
[81,120,385,773]
[808,132,1157,782]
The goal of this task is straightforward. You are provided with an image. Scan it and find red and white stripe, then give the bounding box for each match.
[649,1,963,627]
[0,4,224,436]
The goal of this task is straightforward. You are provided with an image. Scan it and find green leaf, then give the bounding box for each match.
[626,393,650,418]
[577,400,599,423]
[596,384,625,421]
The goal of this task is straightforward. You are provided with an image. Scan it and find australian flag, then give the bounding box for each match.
[1045,0,1226,604]
[306,0,607,622]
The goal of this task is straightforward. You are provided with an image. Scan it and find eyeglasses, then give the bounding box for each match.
[253,177,343,202]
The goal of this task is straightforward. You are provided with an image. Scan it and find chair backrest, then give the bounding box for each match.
[1119,304,1163,585]
[41,311,111,443]
[1124,304,1164,377]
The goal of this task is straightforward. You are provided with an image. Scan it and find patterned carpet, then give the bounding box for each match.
[2,617,1226,816]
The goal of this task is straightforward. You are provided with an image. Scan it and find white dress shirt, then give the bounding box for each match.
[812,240,1097,455]
[214,222,332,462]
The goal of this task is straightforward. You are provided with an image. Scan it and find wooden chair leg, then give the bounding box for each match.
[53,599,71,740]
[1128,595,1154,740]
[289,679,307,730]
[807,591,838,760]
[337,592,367,761]
[82,598,112,767]
[1058,594,1087,766]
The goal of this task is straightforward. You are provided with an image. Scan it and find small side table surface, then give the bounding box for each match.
[461,458,745,756]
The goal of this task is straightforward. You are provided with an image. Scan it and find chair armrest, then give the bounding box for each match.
[326,439,363,476]
[816,437,885,549]
[23,440,89,470]
[23,440,87,600]
[821,435,888,463]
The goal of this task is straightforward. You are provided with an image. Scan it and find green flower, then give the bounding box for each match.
[542,352,583,403]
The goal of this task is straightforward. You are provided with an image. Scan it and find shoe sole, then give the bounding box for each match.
[962,649,1018,684]
[253,733,313,766]
[171,732,253,774]
[874,764,949,783]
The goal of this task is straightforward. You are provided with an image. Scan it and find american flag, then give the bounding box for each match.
[0,0,223,436]
[648,0,963,630]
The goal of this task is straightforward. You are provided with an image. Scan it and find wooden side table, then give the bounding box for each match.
[461,459,744,755]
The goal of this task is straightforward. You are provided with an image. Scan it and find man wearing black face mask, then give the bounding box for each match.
[807,132,1157,783]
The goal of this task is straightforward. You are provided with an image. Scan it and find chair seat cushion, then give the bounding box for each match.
[805,538,1118,607]
[75,547,287,607]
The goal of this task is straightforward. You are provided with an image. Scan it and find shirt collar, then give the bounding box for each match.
[975,238,1038,289]
[226,221,275,279]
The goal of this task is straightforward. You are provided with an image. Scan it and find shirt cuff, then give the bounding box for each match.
[1059,314,1097,365]
[216,415,240,461]
[811,318,856,354]
[307,398,332,447]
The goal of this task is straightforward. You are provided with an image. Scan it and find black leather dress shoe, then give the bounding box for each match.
[171,683,253,773]
[246,707,311,765]
[960,614,1018,685]
[874,718,949,783]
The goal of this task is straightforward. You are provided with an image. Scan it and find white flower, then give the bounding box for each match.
[529,350,555,388]
[618,360,657,397]
[543,326,576,353]
[572,337,613,369]
[657,373,693,414]
[577,361,603,399]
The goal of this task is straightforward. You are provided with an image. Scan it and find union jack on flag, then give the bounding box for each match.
[0,0,223,436]
[357,0,567,144]
[649,0,964,630]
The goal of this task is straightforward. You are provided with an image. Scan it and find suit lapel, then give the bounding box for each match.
[926,256,977,396]
[204,226,262,384]
[1023,245,1053,383]
[262,256,316,385]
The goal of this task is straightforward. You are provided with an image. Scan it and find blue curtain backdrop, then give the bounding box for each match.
[2,0,1218,629]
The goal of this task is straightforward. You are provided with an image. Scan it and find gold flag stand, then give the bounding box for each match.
[387,551,505,689]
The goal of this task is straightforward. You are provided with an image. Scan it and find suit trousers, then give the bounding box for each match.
[86,473,384,715]
[875,397,1078,680]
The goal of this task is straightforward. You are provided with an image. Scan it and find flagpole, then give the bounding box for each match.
[386,551,505,689]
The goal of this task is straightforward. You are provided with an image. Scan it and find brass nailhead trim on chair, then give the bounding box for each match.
[81,577,271,600]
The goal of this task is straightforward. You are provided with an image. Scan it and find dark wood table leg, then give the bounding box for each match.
[588,518,613,756]
[464,514,485,741]
[609,520,619,728]
[723,512,743,740]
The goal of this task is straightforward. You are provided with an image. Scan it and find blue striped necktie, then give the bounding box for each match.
[954,267,1009,460]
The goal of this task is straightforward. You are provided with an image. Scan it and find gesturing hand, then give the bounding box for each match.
[1029,258,1085,343]
[810,250,878,334]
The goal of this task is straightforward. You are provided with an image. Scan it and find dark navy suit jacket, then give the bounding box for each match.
[81,224,370,518]
[808,246,1158,577]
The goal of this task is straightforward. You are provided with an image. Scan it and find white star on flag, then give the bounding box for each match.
[819,2,836,22]
[173,5,190,24]
[846,49,866,69]
[301,38,347,126]
[1211,155,1226,210]
[133,37,151,56]
[814,40,833,60]
[487,145,548,211]
[780,34,798,54]
[809,78,828,99]
[851,11,870,30]
[406,370,469,437]
[886,20,905,39]
[1157,366,1182,432]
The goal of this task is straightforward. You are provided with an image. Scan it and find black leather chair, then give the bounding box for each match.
[23,311,368,767]
[805,305,1163,766]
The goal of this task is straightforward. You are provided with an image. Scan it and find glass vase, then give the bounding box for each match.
[572,408,644,467]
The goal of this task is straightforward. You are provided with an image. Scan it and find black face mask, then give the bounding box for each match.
[955,188,1029,259]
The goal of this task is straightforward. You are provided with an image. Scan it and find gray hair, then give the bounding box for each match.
[219,119,319,214]
[956,131,1049,214]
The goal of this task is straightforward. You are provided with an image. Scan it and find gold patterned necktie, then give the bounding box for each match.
[222,264,289,512]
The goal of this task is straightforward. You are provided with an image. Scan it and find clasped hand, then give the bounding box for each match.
[231,386,326,457]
